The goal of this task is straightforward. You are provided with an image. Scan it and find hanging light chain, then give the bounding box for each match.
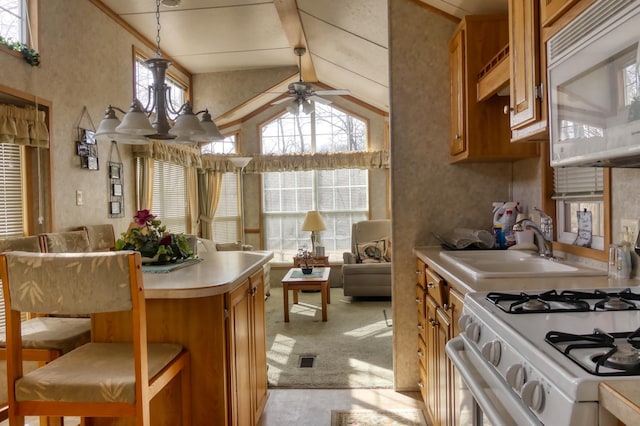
[155,0,162,58]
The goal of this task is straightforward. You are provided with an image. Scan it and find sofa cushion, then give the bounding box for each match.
[356,239,387,263]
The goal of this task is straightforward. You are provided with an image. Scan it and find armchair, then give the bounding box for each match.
[342,220,392,297]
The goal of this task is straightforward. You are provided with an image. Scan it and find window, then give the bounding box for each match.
[553,167,605,250]
[0,143,23,237]
[0,0,28,44]
[201,135,241,242]
[152,160,186,234]
[201,133,238,154]
[623,62,639,106]
[134,52,187,116]
[262,103,368,262]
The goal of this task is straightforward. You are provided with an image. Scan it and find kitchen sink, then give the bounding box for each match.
[440,250,607,278]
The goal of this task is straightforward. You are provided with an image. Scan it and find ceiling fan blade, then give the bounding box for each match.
[309,95,332,105]
[272,96,295,105]
[313,89,351,96]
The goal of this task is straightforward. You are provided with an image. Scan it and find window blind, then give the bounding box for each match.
[552,167,604,200]
[0,144,24,237]
[152,160,186,233]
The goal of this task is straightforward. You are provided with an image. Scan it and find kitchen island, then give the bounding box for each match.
[89,249,273,426]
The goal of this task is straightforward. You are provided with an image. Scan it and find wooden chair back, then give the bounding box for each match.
[0,251,190,425]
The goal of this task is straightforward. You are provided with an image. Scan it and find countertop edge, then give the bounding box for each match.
[143,251,274,299]
[599,381,640,425]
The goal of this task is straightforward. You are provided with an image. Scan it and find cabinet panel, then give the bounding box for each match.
[425,296,438,424]
[228,280,253,426]
[509,0,541,129]
[449,287,465,339]
[250,271,268,423]
[449,28,466,156]
[436,308,452,426]
[425,267,446,307]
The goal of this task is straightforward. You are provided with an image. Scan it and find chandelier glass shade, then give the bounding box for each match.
[96,0,223,145]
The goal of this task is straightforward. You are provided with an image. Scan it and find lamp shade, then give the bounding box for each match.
[229,157,252,169]
[301,211,326,232]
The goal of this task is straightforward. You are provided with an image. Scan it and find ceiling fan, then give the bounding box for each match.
[272,47,350,114]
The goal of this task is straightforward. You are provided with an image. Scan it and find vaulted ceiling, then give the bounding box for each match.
[93,0,508,116]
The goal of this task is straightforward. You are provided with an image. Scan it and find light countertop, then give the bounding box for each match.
[414,246,638,295]
[142,250,273,299]
[599,381,640,424]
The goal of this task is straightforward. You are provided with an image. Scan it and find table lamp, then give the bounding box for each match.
[301,210,326,254]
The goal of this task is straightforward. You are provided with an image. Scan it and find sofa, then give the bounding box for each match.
[342,219,392,297]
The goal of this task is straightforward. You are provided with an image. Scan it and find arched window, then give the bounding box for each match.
[261,103,369,262]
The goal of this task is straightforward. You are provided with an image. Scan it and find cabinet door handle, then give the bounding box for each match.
[418,381,424,388]
[417,349,424,357]
[415,297,423,304]
[415,270,423,275]
[427,282,436,289]
[454,134,461,140]
[417,323,424,330]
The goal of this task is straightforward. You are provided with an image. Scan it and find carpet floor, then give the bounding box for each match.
[331,408,427,426]
[265,286,393,388]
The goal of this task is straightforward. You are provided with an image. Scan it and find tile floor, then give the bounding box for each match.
[1,389,427,425]
[258,389,428,426]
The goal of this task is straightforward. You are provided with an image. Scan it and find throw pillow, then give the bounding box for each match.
[356,239,386,263]
[381,237,392,262]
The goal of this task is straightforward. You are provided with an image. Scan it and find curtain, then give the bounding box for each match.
[185,166,199,235]
[198,171,223,240]
[0,104,49,148]
[137,158,155,211]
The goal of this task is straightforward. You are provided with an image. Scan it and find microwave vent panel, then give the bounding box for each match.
[548,0,639,66]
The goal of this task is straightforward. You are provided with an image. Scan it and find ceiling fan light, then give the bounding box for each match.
[302,100,314,114]
[286,101,300,115]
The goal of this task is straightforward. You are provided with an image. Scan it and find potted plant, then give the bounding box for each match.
[297,247,314,274]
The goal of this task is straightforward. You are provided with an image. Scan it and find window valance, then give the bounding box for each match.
[203,150,389,173]
[132,140,389,173]
[131,140,202,168]
[0,104,49,148]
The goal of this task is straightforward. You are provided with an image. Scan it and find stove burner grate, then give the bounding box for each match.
[546,327,640,376]
[486,290,591,313]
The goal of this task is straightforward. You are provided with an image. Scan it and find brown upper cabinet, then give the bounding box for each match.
[449,15,539,162]
[508,0,542,133]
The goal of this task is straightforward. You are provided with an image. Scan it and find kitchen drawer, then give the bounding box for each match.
[416,259,426,289]
[416,284,426,318]
[425,267,447,307]
[418,334,426,369]
[417,310,427,343]
[418,363,427,403]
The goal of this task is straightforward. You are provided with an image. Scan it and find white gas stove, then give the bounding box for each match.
[446,287,640,425]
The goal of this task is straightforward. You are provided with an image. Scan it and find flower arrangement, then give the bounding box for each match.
[115,209,194,263]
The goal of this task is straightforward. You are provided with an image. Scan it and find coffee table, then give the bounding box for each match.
[281,267,331,322]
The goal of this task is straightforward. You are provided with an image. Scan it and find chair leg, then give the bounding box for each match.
[40,415,63,426]
[181,354,191,426]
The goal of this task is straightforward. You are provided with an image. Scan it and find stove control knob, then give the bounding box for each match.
[458,314,471,331]
[465,322,481,343]
[481,340,501,366]
[521,380,545,412]
[506,364,526,391]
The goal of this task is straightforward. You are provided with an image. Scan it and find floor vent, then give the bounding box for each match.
[298,355,316,368]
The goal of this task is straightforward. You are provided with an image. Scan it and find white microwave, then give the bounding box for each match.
[547,0,640,167]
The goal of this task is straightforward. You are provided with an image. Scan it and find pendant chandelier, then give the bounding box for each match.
[96,0,223,145]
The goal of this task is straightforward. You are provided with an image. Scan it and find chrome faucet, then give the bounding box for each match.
[513,219,554,258]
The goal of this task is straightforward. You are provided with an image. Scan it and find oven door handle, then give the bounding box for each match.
[446,336,542,426]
